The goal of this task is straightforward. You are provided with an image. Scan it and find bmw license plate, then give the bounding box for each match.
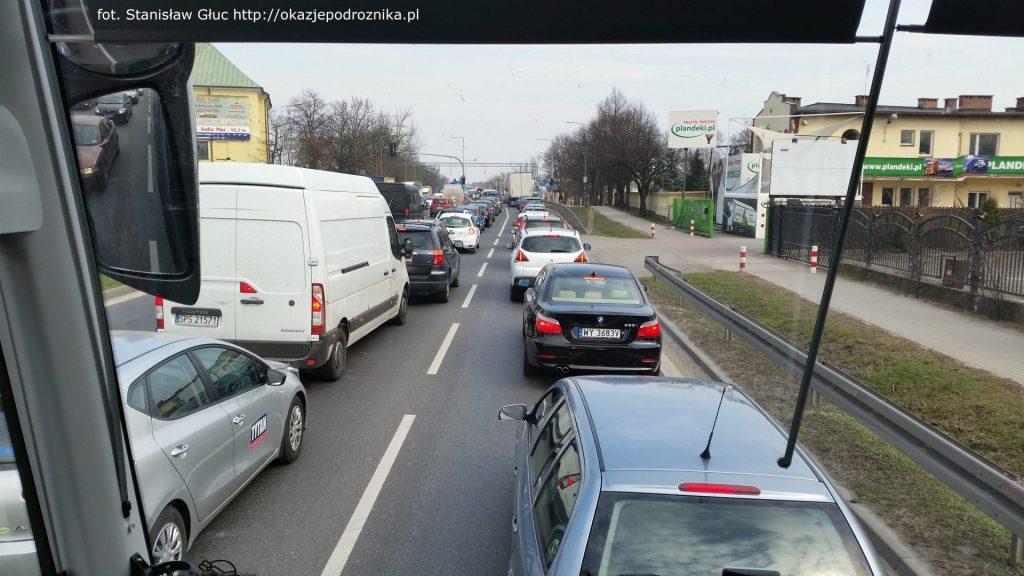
[175,314,219,327]
[577,328,620,339]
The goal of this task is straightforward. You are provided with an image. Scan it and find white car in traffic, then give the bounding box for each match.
[508,228,589,300]
[436,211,480,253]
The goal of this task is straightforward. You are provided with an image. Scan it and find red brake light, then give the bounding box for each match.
[678,482,760,495]
[311,283,325,335]
[154,297,164,331]
[514,250,529,262]
[432,249,445,266]
[574,251,588,263]
[469,227,477,235]
[535,313,562,335]
[638,319,661,339]
[240,281,258,294]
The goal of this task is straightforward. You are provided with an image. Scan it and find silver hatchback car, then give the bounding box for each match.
[499,376,885,576]
[112,331,307,564]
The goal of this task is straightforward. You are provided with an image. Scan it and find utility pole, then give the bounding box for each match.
[449,135,465,183]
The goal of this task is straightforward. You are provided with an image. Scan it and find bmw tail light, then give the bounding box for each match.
[432,249,445,266]
[154,297,164,331]
[515,250,529,262]
[311,283,325,335]
[574,251,588,263]
[638,318,661,339]
[535,313,562,335]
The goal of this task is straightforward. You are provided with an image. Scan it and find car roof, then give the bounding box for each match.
[547,263,632,278]
[199,162,380,194]
[109,330,195,367]
[572,377,819,483]
[70,113,104,126]
[520,227,578,239]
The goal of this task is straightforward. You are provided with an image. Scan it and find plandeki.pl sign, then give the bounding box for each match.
[863,155,1024,177]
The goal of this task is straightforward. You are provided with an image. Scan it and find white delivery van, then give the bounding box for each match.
[159,163,411,379]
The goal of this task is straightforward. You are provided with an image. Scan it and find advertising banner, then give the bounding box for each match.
[668,110,718,149]
[863,156,1024,177]
[195,94,251,140]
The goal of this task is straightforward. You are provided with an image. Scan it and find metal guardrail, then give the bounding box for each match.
[644,255,1024,539]
[542,202,589,234]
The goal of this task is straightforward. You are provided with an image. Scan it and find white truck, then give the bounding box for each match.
[508,172,534,199]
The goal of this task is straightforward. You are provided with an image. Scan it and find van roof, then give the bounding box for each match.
[198,162,381,194]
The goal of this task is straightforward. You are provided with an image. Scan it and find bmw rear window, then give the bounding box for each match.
[521,236,581,253]
[580,493,871,576]
[548,276,642,304]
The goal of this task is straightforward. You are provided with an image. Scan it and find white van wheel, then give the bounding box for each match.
[390,290,408,325]
[316,332,347,381]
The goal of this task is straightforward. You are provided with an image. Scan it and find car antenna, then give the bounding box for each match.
[700,384,730,460]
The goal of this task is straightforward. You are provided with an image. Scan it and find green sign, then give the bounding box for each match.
[863,156,1024,177]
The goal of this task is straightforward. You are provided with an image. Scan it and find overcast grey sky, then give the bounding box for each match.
[215,0,1023,181]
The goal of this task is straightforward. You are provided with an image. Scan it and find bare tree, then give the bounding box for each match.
[283,90,331,169]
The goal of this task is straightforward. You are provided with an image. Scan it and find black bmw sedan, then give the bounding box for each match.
[521,263,661,376]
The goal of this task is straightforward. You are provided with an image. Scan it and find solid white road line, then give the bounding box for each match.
[461,284,478,309]
[661,354,682,378]
[146,144,154,194]
[476,262,488,278]
[104,290,146,307]
[487,248,495,259]
[319,415,416,576]
[426,323,460,375]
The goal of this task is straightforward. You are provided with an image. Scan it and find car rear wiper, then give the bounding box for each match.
[722,568,782,576]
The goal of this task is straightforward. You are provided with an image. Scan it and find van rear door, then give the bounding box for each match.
[162,185,237,340]
[234,186,311,361]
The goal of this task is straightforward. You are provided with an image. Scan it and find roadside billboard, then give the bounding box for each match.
[770,139,857,197]
[195,94,251,140]
[668,110,718,148]
[863,155,1024,176]
[716,153,766,239]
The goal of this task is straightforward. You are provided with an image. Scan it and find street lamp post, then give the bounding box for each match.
[449,135,465,183]
[567,121,588,206]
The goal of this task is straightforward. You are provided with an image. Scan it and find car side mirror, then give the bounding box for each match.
[498,404,528,421]
[267,370,287,386]
[583,243,592,251]
[505,241,515,249]
[402,237,414,257]
[641,281,648,292]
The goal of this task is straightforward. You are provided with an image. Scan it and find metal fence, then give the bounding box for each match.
[768,204,1024,297]
[672,198,715,237]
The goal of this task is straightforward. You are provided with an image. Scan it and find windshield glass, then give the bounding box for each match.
[548,275,642,304]
[521,235,581,253]
[72,123,101,146]
[581,493,871,576]
[97,94,123,104]
[397,229,435,249]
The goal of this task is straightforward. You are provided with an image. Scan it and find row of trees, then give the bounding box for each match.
[542,89,718,216]
[267,90,447,191]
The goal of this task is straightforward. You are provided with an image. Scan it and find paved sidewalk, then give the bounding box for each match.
[589,206,1024,386]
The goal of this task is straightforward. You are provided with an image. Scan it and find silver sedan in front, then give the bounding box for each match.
[112,331,307,564]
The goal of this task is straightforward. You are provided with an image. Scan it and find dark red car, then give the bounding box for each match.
[429,197,454,217]
[72,114,119,192]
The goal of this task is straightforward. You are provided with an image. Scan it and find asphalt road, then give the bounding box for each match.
[104,211,701,575]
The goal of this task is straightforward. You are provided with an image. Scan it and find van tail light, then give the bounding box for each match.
[469,227,477,235]
[432,249,445,266]
[535,313,562,335]
[678,482,760,496]
[311,283,325,335]
[239,281,257,294]
[154,297,164,331]
[515,250,529,262]
[574,251,588,263]
[637,318,661,339]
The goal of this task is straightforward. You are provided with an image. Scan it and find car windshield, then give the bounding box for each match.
[521,235,581,253]
[548,275,642,304]
[72,123,101,146]
[397,229,435,249]
[439,215,473,229]
[581,493,871,576]
[98,94,123,104]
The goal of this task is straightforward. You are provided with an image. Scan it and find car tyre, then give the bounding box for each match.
[389,289,409,325]
[451,270,460,288]
[509,285,521,302]
[523,345,540,377]
[437,279,450,303]
[277,395,304,464]
[316,331,347,381]
[469,246,477,254]
[149,506,186,565]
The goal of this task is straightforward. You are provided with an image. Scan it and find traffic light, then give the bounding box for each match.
[459,175,465,185]
[388,142,398,157]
